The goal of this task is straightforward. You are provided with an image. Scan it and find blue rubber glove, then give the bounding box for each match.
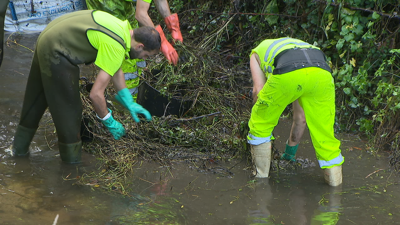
[115,94,128,108]
[99,109,126,140]
[116,88,152,123]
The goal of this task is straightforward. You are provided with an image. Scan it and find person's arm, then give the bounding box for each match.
[135,0,155,27]
[90,69,126,140]
[156,0,183,43]
[111,68,127,92]
[135,0,172,27]
[113,68,153,122]
[154,0,171,18]
[281,96,306,161]
[89,69,112,118]
[289,100,306,146]
[250,53,266,105]
[135,0,179,65]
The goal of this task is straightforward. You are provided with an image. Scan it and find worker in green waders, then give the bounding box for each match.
[12,10,161,163]
[86,0,183,100]
[248,37,344,186]
[0,0,10,67]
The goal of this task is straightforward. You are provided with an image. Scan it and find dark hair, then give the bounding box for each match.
[133,26,161,51]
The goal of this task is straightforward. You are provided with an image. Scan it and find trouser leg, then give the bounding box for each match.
[12,125,37,156]
[298,68,343,168]
[41,55,83,163]
[13,52,47,155]
[298,67,343,186]
[248,73,301,141]
[58,141,82,164]
[248,70,304,177]
[0,0,9,67]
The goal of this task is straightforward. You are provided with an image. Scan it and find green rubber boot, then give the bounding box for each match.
[59,141,82,164]
[281,141,299,162]
[12,125,37,156]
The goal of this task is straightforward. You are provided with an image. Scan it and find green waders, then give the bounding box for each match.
[14,50,84,163]
[0,0,9,66]
[13,10,127,163]
[13,125,36,156]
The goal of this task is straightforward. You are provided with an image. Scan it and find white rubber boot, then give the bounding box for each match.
[250,142,272,178]
[324,165,342,186]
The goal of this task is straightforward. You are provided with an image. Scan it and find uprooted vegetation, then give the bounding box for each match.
[80,43,253,159]
[78,41,253,191]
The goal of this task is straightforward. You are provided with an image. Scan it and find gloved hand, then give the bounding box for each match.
[165,13,183,43]
[155,25,179,65]
[116,88,152,123]
[280,142,299,162]
[99,109,126,140]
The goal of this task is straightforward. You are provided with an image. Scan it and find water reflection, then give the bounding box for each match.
[108,169,186,224]
[247,179,273,224]
[246,177,343,225]
[310,186,342,225]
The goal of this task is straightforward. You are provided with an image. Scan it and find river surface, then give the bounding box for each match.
[1,32,400,225]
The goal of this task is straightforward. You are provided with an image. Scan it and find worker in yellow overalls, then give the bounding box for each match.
[248,37,344,186]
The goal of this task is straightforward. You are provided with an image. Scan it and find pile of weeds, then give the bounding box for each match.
[78,35,253,188]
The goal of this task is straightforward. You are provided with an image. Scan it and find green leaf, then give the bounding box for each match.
[265,0,279,26]
[349,101,357,108]
[367,21,374,28]
[344,15,353,24]
[342,8,356,15]
[353,15,359,24]
[372,12,380,20]
[350,40,360,52]
[328,14,335,21]
[341,25,349,35]
[354,24,364,35]
[249,15,258,22]
[343,88,351,95]
[351,96,358,105]
[344,33,355,42]
[336,38,345,50]
[362,31,376,40]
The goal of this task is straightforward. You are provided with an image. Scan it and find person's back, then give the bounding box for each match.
[36,10,129,68]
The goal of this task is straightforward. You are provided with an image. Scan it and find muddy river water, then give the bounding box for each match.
[1,33,400,225]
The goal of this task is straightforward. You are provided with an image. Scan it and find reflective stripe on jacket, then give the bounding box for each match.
[251,37,320,77]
